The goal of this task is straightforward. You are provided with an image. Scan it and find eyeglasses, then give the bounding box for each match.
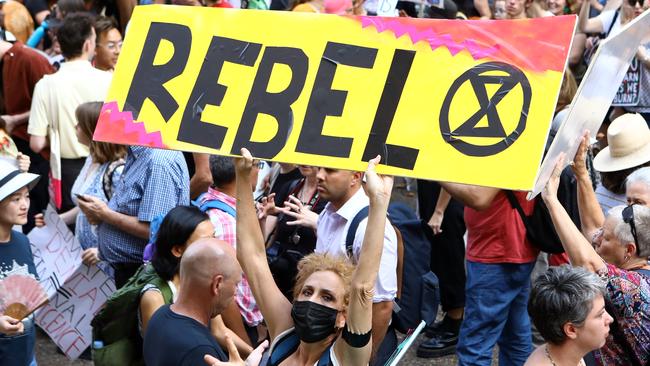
[98,41,123,51]
[622,205,640,255]
[627,0,642,6]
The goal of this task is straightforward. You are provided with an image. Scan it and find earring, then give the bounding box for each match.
[624,255,630,262]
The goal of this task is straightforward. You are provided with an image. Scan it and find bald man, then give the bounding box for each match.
[143,239,243,366]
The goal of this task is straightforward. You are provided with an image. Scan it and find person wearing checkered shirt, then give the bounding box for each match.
[77,146,189,288]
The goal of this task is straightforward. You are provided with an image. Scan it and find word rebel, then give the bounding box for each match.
[124,22,420,169]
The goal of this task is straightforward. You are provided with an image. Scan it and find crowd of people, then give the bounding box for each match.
[0,0,648,364]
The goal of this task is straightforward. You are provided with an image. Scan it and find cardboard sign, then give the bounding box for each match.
[530,9,650,198]
[612,58,641,107]
[28,206,116,360]
[94,6,576,191]
[28,207,83,297]
[34,265,115,359]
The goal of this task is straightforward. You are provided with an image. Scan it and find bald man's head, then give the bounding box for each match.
[179,238,242,317]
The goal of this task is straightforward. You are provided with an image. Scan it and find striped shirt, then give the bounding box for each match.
[98,146,189,265]
[199,188,263,326]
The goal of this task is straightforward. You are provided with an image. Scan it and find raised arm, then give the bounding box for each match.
[578,0,605,34]
[572,133,605,240]
[438,182,500,211]
[335,156,393,365]
[542,154,606,273]
[234,149,293,341]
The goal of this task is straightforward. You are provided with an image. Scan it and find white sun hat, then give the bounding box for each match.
[0,158,40,202]
[593,113,650,173]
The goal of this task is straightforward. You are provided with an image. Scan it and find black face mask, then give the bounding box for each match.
[291,300,339,343]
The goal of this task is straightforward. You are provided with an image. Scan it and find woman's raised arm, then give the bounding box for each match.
[235,149,293,341]
[335,156,393,364]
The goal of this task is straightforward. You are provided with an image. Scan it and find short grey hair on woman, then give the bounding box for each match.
[626,167,650,191]
[608,205,650,258]
[528,265,606,345]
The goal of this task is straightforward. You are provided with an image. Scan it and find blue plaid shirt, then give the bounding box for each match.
[98,146,190,264]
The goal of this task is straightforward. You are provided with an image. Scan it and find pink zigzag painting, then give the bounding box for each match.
[94,101,166,149]
[359,17,499,60]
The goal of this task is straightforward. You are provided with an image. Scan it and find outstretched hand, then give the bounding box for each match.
[256,193,277,220]
[362,155,393,206]
[277,195,319,230]
[204,337,269,366]
[542,153,565,204]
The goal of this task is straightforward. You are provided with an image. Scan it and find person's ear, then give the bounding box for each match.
[171,245,184,258]
[563,322,579,340]
[351,171,363,187]
[212,274,224,296]
[83,38,92,54]
[624,242,637,259]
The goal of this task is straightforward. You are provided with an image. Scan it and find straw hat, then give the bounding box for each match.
[593,113,650,172]
[0,158,39,202]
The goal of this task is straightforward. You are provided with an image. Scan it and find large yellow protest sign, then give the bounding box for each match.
[94,6,576,190]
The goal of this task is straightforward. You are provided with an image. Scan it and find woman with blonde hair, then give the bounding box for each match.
[216,149,392,366]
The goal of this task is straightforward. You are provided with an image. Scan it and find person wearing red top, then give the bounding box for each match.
[439,183,538,366]
[0,38,54,232]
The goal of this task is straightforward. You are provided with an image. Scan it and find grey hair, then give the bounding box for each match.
[626,167,650,191]
[528,265,606,345]
[608,205,650,258]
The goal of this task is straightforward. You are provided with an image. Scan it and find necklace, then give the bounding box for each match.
[545,345,585,366]
[545,345,558,366]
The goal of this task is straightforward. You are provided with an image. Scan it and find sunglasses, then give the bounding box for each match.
[622,205,640,256]
[627,0,643,6]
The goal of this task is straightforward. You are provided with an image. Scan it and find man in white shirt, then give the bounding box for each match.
[28,13,112,213]
[315,167,398,365]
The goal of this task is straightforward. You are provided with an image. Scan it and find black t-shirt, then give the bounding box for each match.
[143,305,227,366]
[0,230,38,366]
[0,230,37,278]
[270,167,303,202]
[273,178,327,256]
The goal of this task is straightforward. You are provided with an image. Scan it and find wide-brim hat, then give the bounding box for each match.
[0,158,40,202]
[593,113,650,172]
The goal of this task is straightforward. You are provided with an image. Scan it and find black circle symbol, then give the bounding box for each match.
[440,61,531,157]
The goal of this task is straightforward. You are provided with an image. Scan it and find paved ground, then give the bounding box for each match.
[33,184,497,365]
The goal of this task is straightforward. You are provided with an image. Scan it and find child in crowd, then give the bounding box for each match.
[0,158,40,366]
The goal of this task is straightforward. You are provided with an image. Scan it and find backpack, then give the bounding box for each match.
[345,203,439,335]
[193,194,237,217]
[143,195,236,262]
[505,192,565,254]
[91,264,173,366]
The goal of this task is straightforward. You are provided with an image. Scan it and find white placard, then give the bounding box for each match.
[28,206,116,359]
[529,9,650,199]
